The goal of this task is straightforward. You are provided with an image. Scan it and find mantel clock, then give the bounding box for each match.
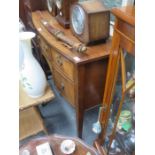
[70,0,110,45]
[55,0,78,28]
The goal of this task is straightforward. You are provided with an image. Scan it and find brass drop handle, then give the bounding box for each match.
[37,35,40,42]
[56,55,63,66]
[44,44,49,52]
[41,44,51,62]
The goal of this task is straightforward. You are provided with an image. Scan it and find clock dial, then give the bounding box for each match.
[71,5,85,35]
[56,0,62,10]
[47,0,53,12]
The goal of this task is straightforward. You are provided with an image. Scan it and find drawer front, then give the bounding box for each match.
[53,68,75,107]
[38,37,53,71]
[52,50,75,81]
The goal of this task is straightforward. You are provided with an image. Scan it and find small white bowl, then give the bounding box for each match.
[60,139,76,154]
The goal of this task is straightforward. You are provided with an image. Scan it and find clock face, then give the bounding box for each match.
[47,0,53,12]
[71,5,85,35]
[56,0,62,10]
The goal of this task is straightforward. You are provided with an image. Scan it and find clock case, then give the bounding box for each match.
[46,0,57,17]
[56,0,77,28]
[70,0,110,45]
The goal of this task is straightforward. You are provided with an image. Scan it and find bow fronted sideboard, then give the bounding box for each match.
[32,11,111,138]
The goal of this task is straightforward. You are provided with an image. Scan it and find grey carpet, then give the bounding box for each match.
[20,76,100,147]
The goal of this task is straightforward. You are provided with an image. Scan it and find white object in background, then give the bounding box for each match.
[36,142,53,155]
[92,120,102,134]
[110,21,114,37]
[19,32,47,98]
[19,19,26,32]
[92,107,103,134]
[121,0,134,6]
[21,149,30,155]
[19,19,25,70]
[60,139,76,154]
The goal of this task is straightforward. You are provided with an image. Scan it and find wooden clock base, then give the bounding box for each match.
[56,15,70,28]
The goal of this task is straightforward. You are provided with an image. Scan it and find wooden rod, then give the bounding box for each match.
[115,28,135,44]
[120,48,127,93]
[107,93,125,153]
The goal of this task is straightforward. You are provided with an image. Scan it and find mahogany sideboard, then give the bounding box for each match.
[32,11,111,138]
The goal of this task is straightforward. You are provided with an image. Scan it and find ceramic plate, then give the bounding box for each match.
[60,139,76,154]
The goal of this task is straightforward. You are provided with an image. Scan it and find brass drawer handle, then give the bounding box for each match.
[37,35,40,42]
[44,44,49,52]
[56,55,63,66]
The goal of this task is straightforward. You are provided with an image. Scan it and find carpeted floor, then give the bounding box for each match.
[20,76,100,147]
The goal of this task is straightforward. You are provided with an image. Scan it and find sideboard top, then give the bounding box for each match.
[32,11,111,65]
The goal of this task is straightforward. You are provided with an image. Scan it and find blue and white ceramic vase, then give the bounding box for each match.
[19,31,47,98]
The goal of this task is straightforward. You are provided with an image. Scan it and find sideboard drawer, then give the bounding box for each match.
[39,37,52,60]
[53,68,75,107]
[38,37,53,71]
[51,50,75,81]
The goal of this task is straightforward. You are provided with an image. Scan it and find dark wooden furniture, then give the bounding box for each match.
[19,0,51,78]
[22,0,46,30]
[19,0,27,26]
[94,5,135,155]
[32,11,111,138]
[19,135,99,155]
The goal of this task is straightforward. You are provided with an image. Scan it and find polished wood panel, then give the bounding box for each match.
[32,11,111,138]
[38,36,54,72]
[32,11,111,64]
[20,135,99,155]
[19,82,55,110]
[52,49,75,81]
[53,68,75,107]
[80,59,108,109]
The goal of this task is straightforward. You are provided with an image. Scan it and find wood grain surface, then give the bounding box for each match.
[19,82,55,110]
